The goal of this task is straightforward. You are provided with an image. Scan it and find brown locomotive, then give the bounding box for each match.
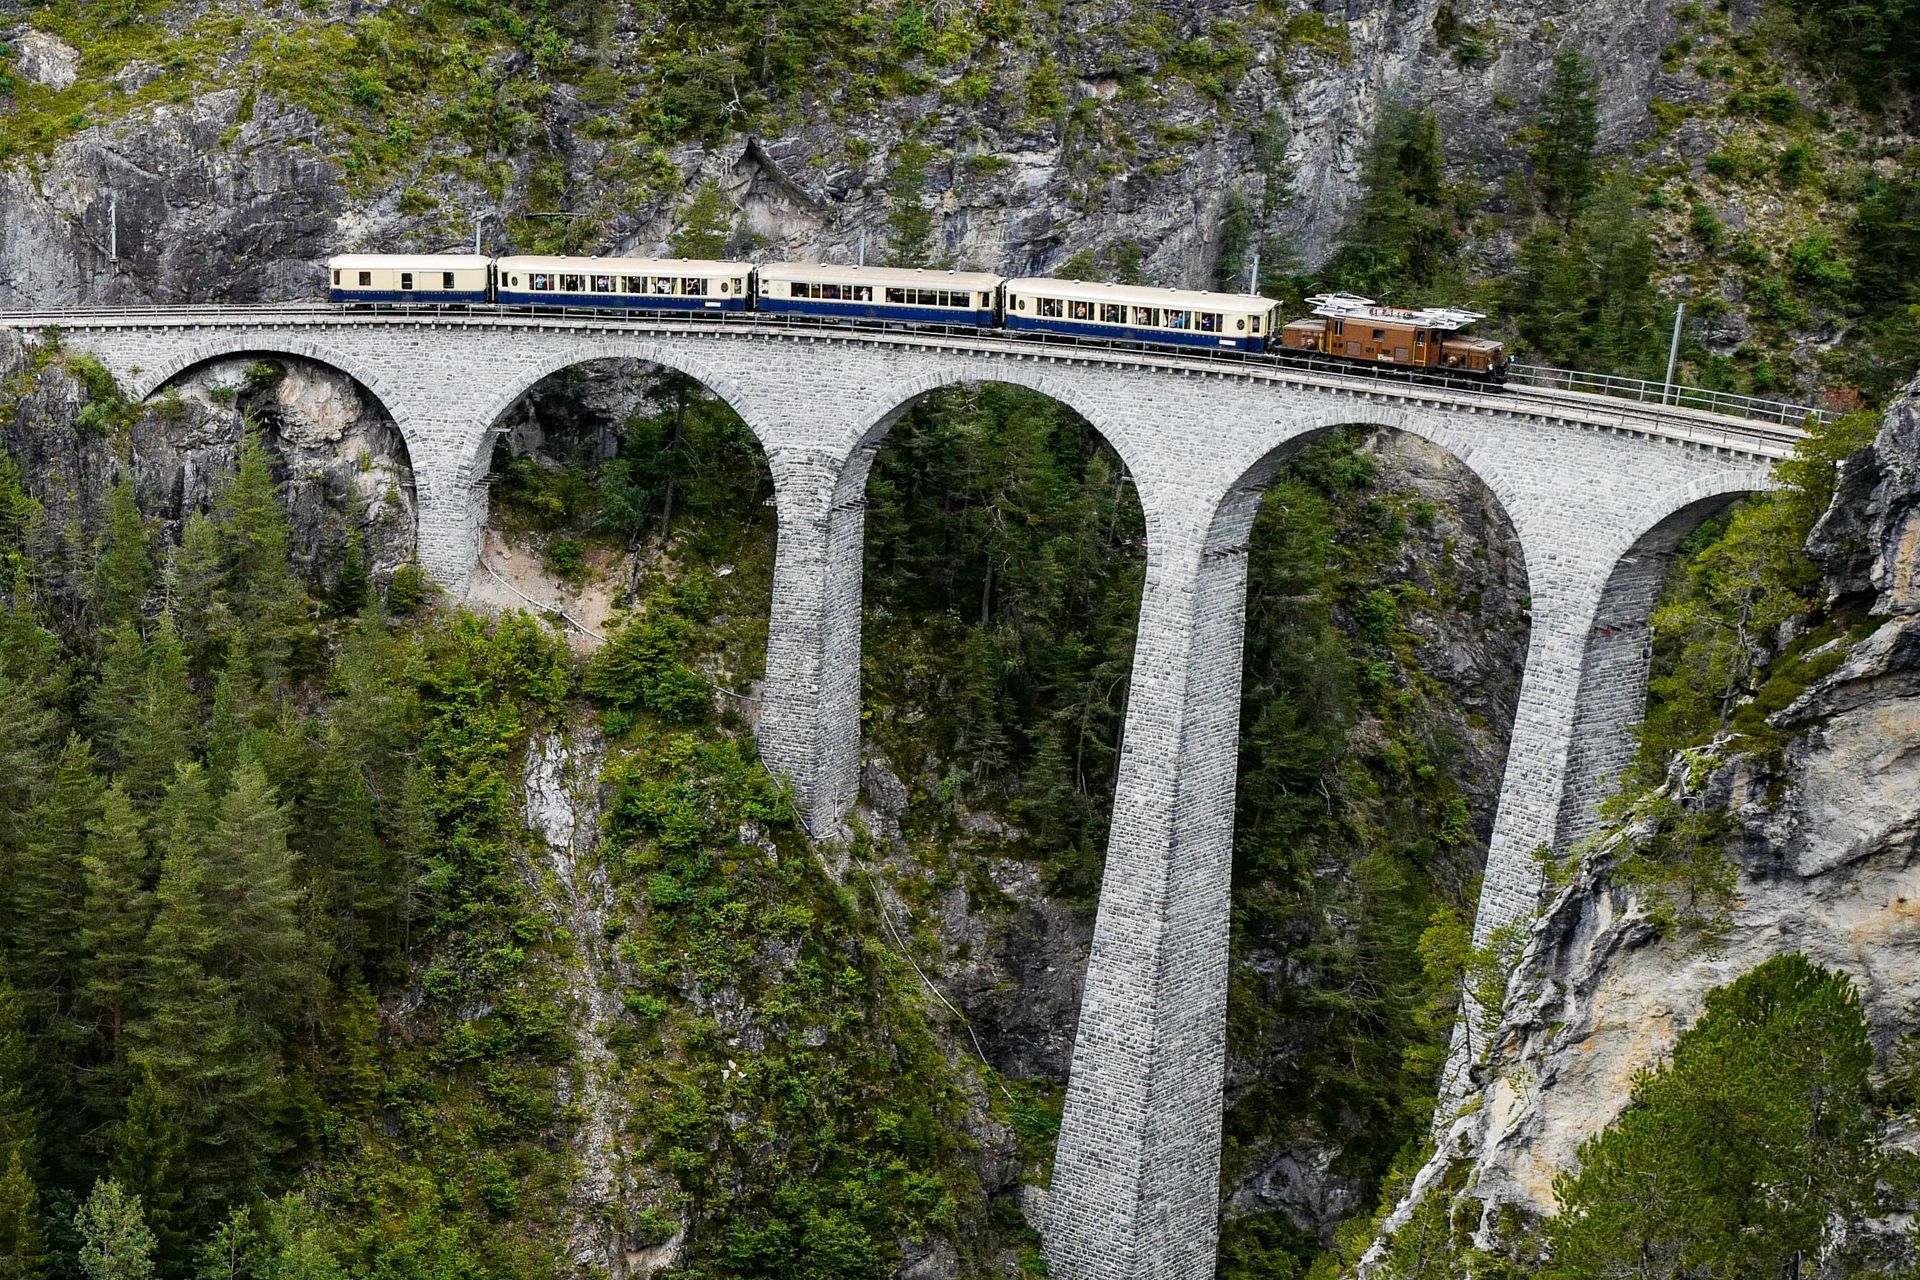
[1281,293,1507,380]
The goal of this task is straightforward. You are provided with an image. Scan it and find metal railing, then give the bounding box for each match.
[0,303,1816,449]
[1506,362,1832,429]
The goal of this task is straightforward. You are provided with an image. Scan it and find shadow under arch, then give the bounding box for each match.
[1556,481,1768,850]
[458,338,782,488]
[850,373,1152,1077]
[836,367,1166,550]
[132,345,422,590]
[126,332,406,413]
[1202,413,1537,1255]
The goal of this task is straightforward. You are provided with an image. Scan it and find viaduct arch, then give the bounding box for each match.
[13,310,1788,1280]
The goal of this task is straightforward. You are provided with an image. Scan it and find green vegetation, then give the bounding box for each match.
[1357,956,1917,1277]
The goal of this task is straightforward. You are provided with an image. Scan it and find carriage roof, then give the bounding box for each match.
[326,254,491,270]
[1007,278,1279,314]
[496,255,754,275]
[754,263,1006,291]
[1305,292,1486,331]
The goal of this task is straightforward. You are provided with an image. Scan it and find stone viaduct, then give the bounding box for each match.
[1,307,1795,1280]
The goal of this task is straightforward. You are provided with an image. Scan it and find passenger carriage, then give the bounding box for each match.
[496,256,753,311]
[326,253,492,304]
[754,264,1000,327]
[1004,279,1279,353]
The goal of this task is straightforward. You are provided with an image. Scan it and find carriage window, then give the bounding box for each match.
[1038,297,1063,318]
[530,273,549,290]
[359,272,372,286]
[400,273,413,290]
[443,272,456,290]
[1198,313,1221,332]
[721,281,732,294]
[886,288,906,304]
[333,270,341,285]
[1132,306,1157,326]
[1251,316,1262,333]
[1069,300,1091,320]
[683,278,706,295]
[1165,309,1189,329]
[853,286,873,302]
[1017,297,1029,311]
[561,274,584,291]
[652,276,674,294]
[980,292,991,307]
[1100,304,1126,324]
[615,277,637,293]
[1236,318,1246,331]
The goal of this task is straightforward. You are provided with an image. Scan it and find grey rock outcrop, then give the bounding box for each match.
[1366,382,1920,1260]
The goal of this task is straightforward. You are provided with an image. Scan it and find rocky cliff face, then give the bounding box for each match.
[0,335,416,592]
[1368,384,1920,1258]
[0,0,1690,307]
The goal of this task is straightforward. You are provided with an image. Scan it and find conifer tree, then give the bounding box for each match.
[89,625,150,771]
[79,785,153,1076]
[95,482,154,631]
[886,136,937,268]
[0,1149,47,1280]
[304,730,384,975]
[324,536,368,620]
[4,736,102,1042]
[669,181,739,258]
[1324,100,1456,298]
[75,1180,155,1280]
[128,767,243,1146]
[1530,48,1601,222]
[205,762,308,1035]
[0,975,45,1280]
[124,619,196,808]
[214,431,307,689]
[109,1076,188,1279]
[166,514,225,678]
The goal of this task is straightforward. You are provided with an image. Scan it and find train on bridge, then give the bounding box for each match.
[324,253,1510,381]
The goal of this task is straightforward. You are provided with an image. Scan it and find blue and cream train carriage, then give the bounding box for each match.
[322,252,1504,377]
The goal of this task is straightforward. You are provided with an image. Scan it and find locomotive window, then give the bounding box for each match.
[1372,328,1386,341]
[443,272,456,290]
[400,272,413,290]
[561,274,584,291]
[1331,320,1344,336]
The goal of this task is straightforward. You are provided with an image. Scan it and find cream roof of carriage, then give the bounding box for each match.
[326,254,491,270]
[1006,277,1279,314]
[496,255,754,274]
[755,263,1005,291]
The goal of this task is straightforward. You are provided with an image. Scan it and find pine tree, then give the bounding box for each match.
[886,136,937,268]
[74,1180,155,1280]
[124,620,196,808]
[127,767,241,1144]
[78,785,153,1078]
[4,736,102,1042]
[0,974,45,1280]
[304,730,384,975]
[0,1148,46,1280]
[670,181,739,258]
[213,431,307,690]
[205,762,308,1035]
[324,536,368,620]
[95,482,154,631]
[89,625,150,773]
[1323,101,1457,299]
[166,514,225,679]
[1580,173,1660,377]
[1530,48,1601,222]
[108,1076,188,1279]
